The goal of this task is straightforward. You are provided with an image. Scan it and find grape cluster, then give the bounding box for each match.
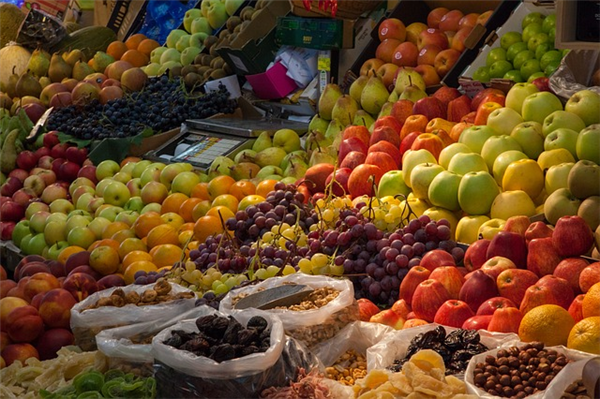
[46,76,237,140]
[133,268,169,285]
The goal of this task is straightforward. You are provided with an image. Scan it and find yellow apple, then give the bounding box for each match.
[502,159,544,200]
[490,190,536,220]
[456,215,490,244]
[478,218,506,240]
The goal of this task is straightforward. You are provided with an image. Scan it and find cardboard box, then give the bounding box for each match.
[217,0,290,76]
[556,0,600,51]
[245,61,298,99]
[21,0,69,18]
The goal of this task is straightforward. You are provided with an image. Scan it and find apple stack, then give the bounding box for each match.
[472,12,565,83]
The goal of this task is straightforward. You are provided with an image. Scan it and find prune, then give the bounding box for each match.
[196,315,218,332]
[223,317,243,344]
[237,329,258,346]
[164,335,183,348]
[181,337,210,354]
[212,344,236,362]
[207,317,230,339]
[241,345,260,356]
[247,316,268,332]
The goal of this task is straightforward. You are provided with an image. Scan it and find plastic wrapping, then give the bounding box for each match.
[70,282,196,351]
[95,306,214,376]
[152,308,319,398]
[367,323,520,373]
[16,9,67,51]
[220,274,359,347]
[549,49,600,99]
[464,345,598,398]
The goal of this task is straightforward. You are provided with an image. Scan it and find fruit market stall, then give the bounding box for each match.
[1,0,600,398]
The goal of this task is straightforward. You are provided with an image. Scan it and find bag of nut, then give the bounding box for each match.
[70,280,196,351]
[219,274,360,348]
[95,306,215,377]
[464,344,598,398]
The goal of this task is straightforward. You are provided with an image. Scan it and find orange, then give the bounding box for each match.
[194,215,223,243]
[137,38,160,56]
[125,33,147,50]
[120,156,141,168]
[111,229,136,243]
[102,222,130,240]
[118,237,147,260]
[133,212,165,238]
[123,261,157,284]
[518,304,575,347]
[88,238,120,253]
[179,198,203,223]
[179,223,195,233]
[106,41,128,60]
[120,49,149,68]
[89,246,120,275]
[122,250,153,270]
[206,205,235,223]
[256,179,279,198]
[58,246,86,265]
[190,182,210,200]
[211,194,239,213]
[151,244,183,268]
[583,282,600,318]
[146,224,180,248]
[161,212,185,230]
[179,230,194,246]
[229,180,256,200]
[207,175,235,200]
[567,317,600,354]
[192,200,211,221]
[161,193,189,214]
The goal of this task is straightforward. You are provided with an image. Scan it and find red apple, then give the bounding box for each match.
[487,307,522,334]
[347,164,384,198]
[520,284,559,315]
[12,189,35,207]
[486,231,527,269]
[412,279,451,322]
[391,298,411,319]
[370,125,401,148]
[535,275,574,310]
[429,265,464,299]
[451,26,473,52]
[568,294,585,322]
[413,97,446,121]
[427,7,449,29]
[376,39,403,63]
[417,44,441,66]
[65,147,88,166]
[527,237,562,277]
[399,266,431,305]
[391,99,414,126]
[99,85,123,105]
[1,177,23,197]
[342,125,370,148]
[464,239,491,271]
[77,165,97,183]
[9,169,29,182]
[503,215,531,237]
[477,11,493,26]
[447,95,472,123]
[439,9,464,32]
[339,151,366,170]
[524,221,553,245]
[43,132,60,148]
[325,168,351,197]
[391,42,419,67]
[496,269,539,307]
[338,137,368,165]
[49,92,72,109]
[410,133,445,160]
[368,141,401,167]
[471,88,505,111]
[434,49,461,78]
[399,132,421,160]
[58,161,79,182]
[476,296,517,316]
[370,309,403,329]
[364,151,397,174]
[357,298,380,321]
[414,64,441,86]
[418,28,449,51]
[16,151,38,171]
[373,116,403,139]
[531,77,550,92]
[480,256,516,281]
[420,249,456,272]
[378,18,406,41]
[554,258,589,294]
[432,86,461,109]
[434,299,474,328]
[305,164,336,195]
[462,315,492,330]
[459,269,499,312]
[579,262,600,293]
[553,216,594,257]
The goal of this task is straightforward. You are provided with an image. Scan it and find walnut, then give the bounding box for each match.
[141,289,157,303]
[112,288,126,298]
[125,291,141,305]
[154,279,172,295]
[110,295,125,307]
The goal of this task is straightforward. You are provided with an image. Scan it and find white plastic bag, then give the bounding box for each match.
[464,345,597,398]
[367,323,520,372]
[219,274,359,347]
[70,282,196,351]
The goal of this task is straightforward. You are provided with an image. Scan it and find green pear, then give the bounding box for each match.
[181,47,202,66]
[208,155,235,176]
[325,119,345,142]
[176,34,192,52]
[281,176,297,185]
[27,49,50,77]
[309,148,336,166]
[15,71,42,98]
[72,60,94,81]
[189,32,208,48]
[280,150,308,170]
[92,51,114,73]
[400,85,427,102]
[331,95,358,127]
[251,131,272,152]
[48,53,72,82]
[191,17,212,35]
[229,162,260,180]
[151,47,168,64]
[318,83,342,120]
[305,130,333,151]
[388,90,399,102]
[361,76,389,116]
[377,102,394,119]
[255,147,287,168]
[349,75,368,104]
[256,165,283,179]
[308,114,329,134]
[353,110,375,128]
[284,159,309,179]
[234,149,256,163]
[63,49,84,67]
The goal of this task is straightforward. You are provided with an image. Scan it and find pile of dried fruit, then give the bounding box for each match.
[389,326,488,375]
[164,315,271,363]
[260,368,333,399]
[274,287,340,311]
[561,379,592,399]
[326,349,367,386]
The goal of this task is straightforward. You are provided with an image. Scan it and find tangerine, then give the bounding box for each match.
[147,224,180,248]
[179,198,203,223]
[133,212,165,238]
[122,250,153,270]
[110,229,136,243]
[106,41,128,60]
[137,38,160,56]
[151,244,183,268]
[518,304,575,347]
[567,316,600,354]
[228,180,256,200]
[102,222,130,240]
[211,194,239,213]
[161,193,189,214]
[583,282,600,318]
[58,246,86,265]
[190,182,210,200]
[206,205,235,223]
[118,237,147,260]
[207,175,235,200]
[194,215,223,243]
[256,179,279,198]
[120,49,149,68]
[88,238,120,252]
[120,156,141,167]
[125,33,147,50]
[89,246,120,275]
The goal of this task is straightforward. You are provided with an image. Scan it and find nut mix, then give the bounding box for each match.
[561,379,592,399]
[326,349,367,386]
[472,341,570,398]
[273,287,340,311]
[164,315,271,363]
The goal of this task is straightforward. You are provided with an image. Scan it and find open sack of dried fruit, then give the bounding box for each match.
[70,280,196,351]
[219,274,359,348]
[151,308,319,399]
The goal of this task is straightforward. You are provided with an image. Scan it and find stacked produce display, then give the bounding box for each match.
[1,1,599,398]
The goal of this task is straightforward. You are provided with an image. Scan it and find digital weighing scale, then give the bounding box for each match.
[146,117,309,172]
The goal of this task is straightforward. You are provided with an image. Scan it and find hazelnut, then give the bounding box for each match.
[497,357,509,366]
[497,349,508,358]
[498,365,510,375]
[485,380,495,390]
[537,372,547,381]
[474,374,486,386]
[525,386,534,395]
[536,381,547,391]
[533,341,544,351]
[516,391,527,399]
[519,352,531,363]
[514,383,524,392]
[556,356,568,366]
[511,376,522,387]
[485,355,496,365]
[500,375,511,386]
[503,386,514,397]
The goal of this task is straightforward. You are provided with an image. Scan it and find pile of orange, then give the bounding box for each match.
[106,33,159,67]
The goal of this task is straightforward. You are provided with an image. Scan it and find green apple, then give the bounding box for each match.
[492,150,529,185]
[166,29,187,49]
[487,107,524,136]
[141,203,161,214]
[188,32,208,48]
[191,17,212,35]
[539,50,563,71]
[491,190,536,220]
[49,198,74,214]
[150,47,167,64]
[565,90,600,126]
[545,162,575,195]
[88,217,111,240]
[544,188,581,225]
[206,0,228,29]
[487,47,508,67]
[505,83,539,114]
[98,205,123,222]
[172,171,201,196]
[410,163,445,199]
[520,59,541,81]
[47,212,67,224]
[181,47,202,66]
[527,72,545,83]
[29,211,50,234]
[542,110,586,137]
[527,32,549,51]
[200,0,210,17]
[124,196,144,213]
[481,136,523,170]
[544,128,579,158]
[225,0,244,15]
[20,233,33,254]
[65,215,91,234]
[503,70,523,82]
[378,170,410,198]
[459,125,496,154]
[67,226,95,249]
[548,26,556,43]
[522,12,545,29]
[175,34,191,52]
[522,22,543,43]
[535,43,553,59]
[115,210,139,226]
[439,143,472,170]
[103,181,131,207]
[507,42,529,62]
[500,31,522,50]
[522,91,563,124]
[472,66,491,83]
[94,179,113,197]
[47,241,69,260]
[458,171,500,215]
[568,160,600,199]
[160,48,181,65]
[428,171,462,211]
[513,50,534,70]
[448,152,489,175]
[576,124,600,164]
[75,193,94,211]
[456,215,491,244]
[183,8,203,33]
[96,160,120,180]
[44,219,67,245]
[402,149,437,187]
[538,148,576,172]
[510,121,544,159]
[542,14,556,33]
[12,220,31,248]
[489,60,513,79]
[25,202,49,220]
[273,129,301,153]
[544,60,560,76]
[28,233,48,256]
[68,209,91,218]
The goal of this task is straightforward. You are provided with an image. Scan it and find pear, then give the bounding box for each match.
[280,150,308,170]
[92,51,115,73]
[15,71,42,98]
[251,131,272,152]
[233,149,256,163]
[309,148,336,166]
[349,75,368,104]
[5,66,19,98]
[229,162,260,180]
[325,119,345,142]
[256,165,283,179]
[281,176,297,185]
[284,159,308,179]
[254,147,287,168]
[72,60,94,81]
[305,130,333,151]
[353,110,375,128]
[388,90,399,102]
[39,76,51,88]
[308,114,329,134]
[331,95,358,127]
[400,85,427,102]
[377,102,394,119]
[361,76,389,116]
[27,49,50,77]
[208,155,235,176]
[318,83,342,120]
[48,53,72,82]
[63,49,84,67]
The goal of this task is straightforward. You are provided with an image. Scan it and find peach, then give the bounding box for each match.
[36,328,74,360]
[64,250,91,274]
[30,292,45,309]
[1,343,39,366]
[13,255,45,280]
[61,273,98,302]
[38,288,77,329]
[0,266,6,280]
[0,297,29,331]
[97,274,126,291]
[68,265,102,281]
[45,259,66,278]
[6,305,44,342]
[0,331,11,351]
[0,280,17,299]
[23,272,60,302]
[18,262,51,280]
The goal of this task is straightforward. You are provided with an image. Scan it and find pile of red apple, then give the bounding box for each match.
[363,6,493,87]
[0,131,95,242]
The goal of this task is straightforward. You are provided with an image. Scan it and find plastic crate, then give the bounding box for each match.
[106,0,149,41]
[276,16,343,50]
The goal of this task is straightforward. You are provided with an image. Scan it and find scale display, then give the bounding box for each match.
[172,134,247,168]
